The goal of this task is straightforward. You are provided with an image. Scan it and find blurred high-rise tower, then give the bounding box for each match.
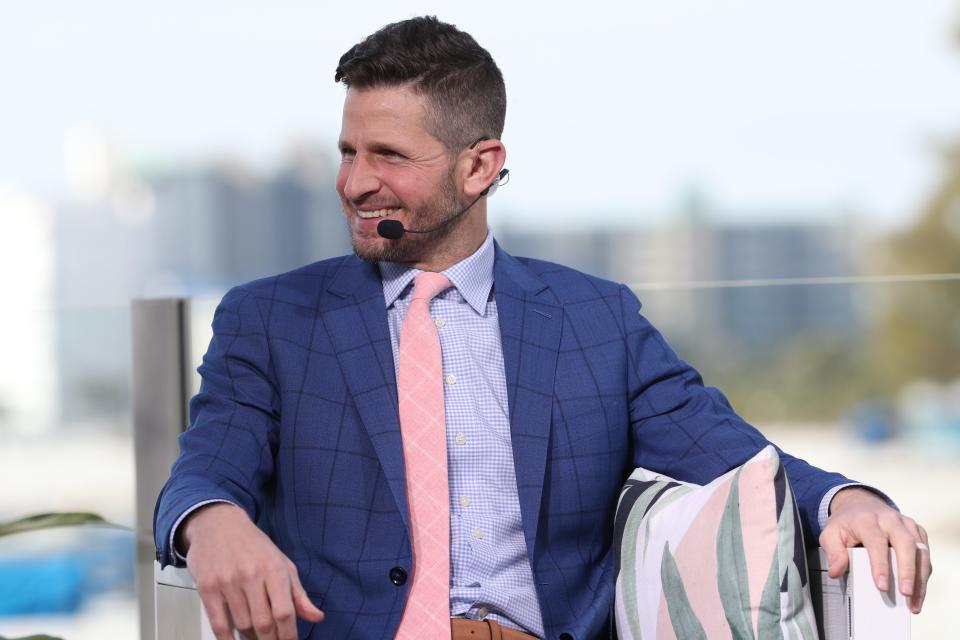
[53,143,350,427]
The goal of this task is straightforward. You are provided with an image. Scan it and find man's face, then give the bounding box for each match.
[336,86,465,264]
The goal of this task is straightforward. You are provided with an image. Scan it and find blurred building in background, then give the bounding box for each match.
[498,218,859,358]
[51,145,350,428]
[0,192,57,434]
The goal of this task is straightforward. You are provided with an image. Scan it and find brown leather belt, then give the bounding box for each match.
[451,617,539,640]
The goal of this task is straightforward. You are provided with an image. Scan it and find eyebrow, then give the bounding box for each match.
[338,138,407,155]
[369,142,405,155]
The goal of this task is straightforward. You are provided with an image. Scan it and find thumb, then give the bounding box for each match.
[820,527,850,579]
[291,574,325,623]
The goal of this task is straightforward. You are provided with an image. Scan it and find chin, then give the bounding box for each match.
[352,234,410,264]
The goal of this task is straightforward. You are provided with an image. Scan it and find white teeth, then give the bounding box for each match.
[356,208,398,219]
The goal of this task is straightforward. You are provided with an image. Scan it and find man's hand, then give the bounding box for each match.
[819,487,932,614]
[181,503,325,640]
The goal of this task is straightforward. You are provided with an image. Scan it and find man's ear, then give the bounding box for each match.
[461,139,506,198]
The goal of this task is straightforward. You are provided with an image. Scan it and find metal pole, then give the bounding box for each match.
[131,298,191,640]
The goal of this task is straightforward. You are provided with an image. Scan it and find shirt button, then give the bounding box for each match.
[473,527,484,540]
[455,434,466,446]
[477,606,489,618]
[459,496,471,508]
[434,317,446,328]
[445,373,457,385]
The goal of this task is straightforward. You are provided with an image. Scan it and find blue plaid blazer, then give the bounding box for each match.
[154,242,849,639]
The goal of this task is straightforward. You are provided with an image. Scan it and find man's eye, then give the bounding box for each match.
[339,149,355,162]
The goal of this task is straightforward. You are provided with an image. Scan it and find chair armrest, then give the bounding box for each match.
[807,547,911,639]
[156,551,911,640]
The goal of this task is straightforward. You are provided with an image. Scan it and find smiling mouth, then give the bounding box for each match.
[355,207,401,219]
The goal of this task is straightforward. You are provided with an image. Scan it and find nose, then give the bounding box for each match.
[339,153,380,203]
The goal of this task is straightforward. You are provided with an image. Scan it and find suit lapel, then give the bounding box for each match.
[494,244,563,558]
[316,248,563,550]
[319,257,409,529]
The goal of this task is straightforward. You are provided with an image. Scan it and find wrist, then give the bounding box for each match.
[829,486,886,516]
[179,502,245,552]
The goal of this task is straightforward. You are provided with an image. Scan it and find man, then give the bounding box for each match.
[154,16,932,640]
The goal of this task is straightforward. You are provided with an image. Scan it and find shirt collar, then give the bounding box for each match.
[379,231,495,316]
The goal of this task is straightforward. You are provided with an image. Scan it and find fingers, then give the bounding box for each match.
[861,530,893,592]
[264,565,298,640]
[199,576,250,640]
[879,513,934,610]
[191,574,320,640]
[245,578,279,640]
[911,526,932,614]
[819,525,849,579]
[197,587,235,640]
[200,570,280,640]
[289,562,325,624]
[887,516,920,598]
[223,579,269,640]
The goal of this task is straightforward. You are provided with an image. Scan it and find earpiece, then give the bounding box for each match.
[481,168,510,197]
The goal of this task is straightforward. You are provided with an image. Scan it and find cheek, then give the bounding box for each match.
[387,172,431,206]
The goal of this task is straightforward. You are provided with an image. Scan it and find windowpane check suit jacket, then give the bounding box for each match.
[154,242,850,639]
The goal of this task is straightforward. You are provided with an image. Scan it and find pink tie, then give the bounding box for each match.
[395,272,453,639]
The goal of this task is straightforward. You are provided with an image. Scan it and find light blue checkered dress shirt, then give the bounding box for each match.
[379,231,545,637]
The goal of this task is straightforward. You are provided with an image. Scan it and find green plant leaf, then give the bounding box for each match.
[620,480,674,640]
[0,514,126,640]
[641,485,688,559]
[785,561,817,640]
[775,475,818,640]
[717,468,755,640]
[661,541,707,640]
[0,512,127,537]
[757,549,784,640]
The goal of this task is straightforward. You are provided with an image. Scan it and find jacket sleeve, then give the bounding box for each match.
[153,285,281,566]
[619,284,853,543]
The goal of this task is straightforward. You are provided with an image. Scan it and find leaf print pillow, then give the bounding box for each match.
[613,445,819,640]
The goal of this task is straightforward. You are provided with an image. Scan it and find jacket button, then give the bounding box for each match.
[559,634,574,640]
[389,567,407,586]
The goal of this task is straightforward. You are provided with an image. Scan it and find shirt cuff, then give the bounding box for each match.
[818,483,899,530]
[168,499,238,565]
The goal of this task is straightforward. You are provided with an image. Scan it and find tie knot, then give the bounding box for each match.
[411,272,452,302]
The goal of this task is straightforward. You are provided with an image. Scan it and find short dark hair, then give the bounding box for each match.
[335,16,506,153]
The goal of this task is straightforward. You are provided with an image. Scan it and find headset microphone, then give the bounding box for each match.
[376,168,508,240]
[377,219,406,239]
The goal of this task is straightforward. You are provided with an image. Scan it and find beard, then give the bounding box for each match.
[348,172,466,264]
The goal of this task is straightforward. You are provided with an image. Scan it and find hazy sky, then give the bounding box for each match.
[2,0,960,229]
